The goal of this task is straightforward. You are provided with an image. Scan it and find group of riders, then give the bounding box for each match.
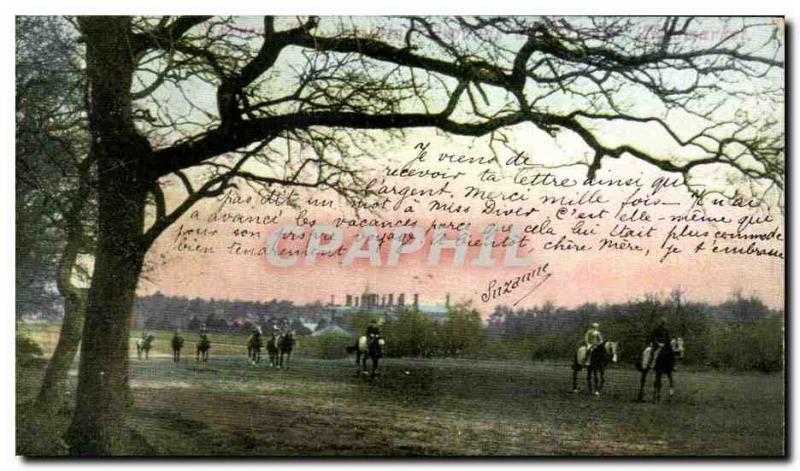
[137,316,679,398]
[136,320,296,365]
[576,316,684,401]
[580,317,676,369]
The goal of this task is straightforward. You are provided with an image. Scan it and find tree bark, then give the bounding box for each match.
[64,17,152,455]
[34,288,86,413]
[35,154,93,414]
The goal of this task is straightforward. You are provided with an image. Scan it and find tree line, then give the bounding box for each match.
[303,291,783,373]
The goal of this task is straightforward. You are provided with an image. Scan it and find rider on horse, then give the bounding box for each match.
[583,322,603,366]
[648,317,672,369]
[199,325,210,345]
[366,318,381,339]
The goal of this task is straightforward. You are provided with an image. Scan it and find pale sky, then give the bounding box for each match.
[135,17,784,315]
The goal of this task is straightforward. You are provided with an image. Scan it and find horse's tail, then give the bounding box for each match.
[634,360,644,372]
[346,345,357,354]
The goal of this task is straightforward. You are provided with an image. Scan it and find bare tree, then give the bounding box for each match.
[16,16,95,414]
[59,16,782,454]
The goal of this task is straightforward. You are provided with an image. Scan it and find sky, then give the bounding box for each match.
[134,16,784,316]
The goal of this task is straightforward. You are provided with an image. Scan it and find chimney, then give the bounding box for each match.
[355,296,360,307]
[330,294,335,305]
[398,293,405,306]
[346,295,352,307]
[446,293,450,309]
[388,294,394,306]
[413,293,419,309]
[381,295,386,307]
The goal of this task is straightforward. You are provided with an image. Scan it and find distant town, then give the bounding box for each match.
[130,288,453,337]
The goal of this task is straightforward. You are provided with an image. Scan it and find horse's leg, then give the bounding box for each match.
[285,351,291,369]
[667,372,674,400]
[371,356,378,377]
[638,369,648,401]
[653,371,662,403]
[599,367,605,392]
[586,367,593,395]
[572,365,579,393]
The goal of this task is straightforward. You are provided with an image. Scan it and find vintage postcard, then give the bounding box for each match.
[15,15,785,457]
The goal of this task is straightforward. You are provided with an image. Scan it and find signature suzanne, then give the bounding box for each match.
[480,262,552,307]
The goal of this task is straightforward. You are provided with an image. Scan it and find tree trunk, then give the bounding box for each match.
[34,289,86,413]
[64,17,153,455]
[35,154,92,414]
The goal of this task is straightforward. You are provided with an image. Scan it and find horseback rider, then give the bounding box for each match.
[199,325,210,344]
[583,322,603,366]
[171,329,185,362]
[171,329,184,346]
[648,317,672,368]
[366,318,381,339]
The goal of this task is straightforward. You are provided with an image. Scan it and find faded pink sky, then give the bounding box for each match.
[140,133,785,315]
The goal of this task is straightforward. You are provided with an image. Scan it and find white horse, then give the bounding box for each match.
[136,334,155,360]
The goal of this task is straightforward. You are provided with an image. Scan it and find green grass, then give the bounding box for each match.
[17,323,784,456]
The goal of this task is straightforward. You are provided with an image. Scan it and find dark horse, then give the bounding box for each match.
[136,334,155,360]
[247,331,263,364]
[196,333,211,362]
[572,341,619,395]
[278,330,295,369]
[347,334,384,377]
[171,332,185,362]
[637,337,685,402]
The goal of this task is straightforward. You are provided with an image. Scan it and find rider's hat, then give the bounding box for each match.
[591,322,600,329]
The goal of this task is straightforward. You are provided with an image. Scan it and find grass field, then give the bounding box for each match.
[17,323,784,456]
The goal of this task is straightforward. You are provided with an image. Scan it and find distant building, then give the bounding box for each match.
[324,287,451,324]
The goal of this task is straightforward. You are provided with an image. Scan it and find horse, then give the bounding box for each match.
[278,330,295,369]
[247,331,263,364]
[266,331,282,368]
[196,333,211,362]
[136,334,155,360]
[572,341,619,395]
[171,333,185,362]
[637,337,685,402]
[346,334,385,377]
